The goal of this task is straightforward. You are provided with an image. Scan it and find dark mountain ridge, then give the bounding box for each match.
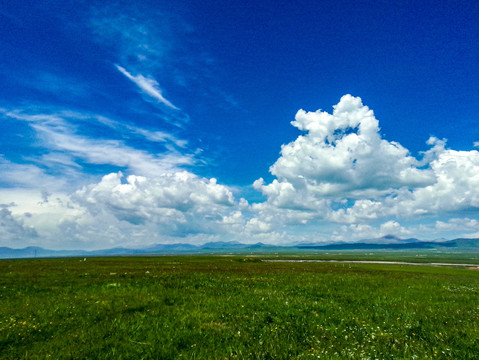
[1,237,478,259]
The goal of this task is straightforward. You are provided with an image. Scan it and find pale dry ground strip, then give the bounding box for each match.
[262,259,479,267]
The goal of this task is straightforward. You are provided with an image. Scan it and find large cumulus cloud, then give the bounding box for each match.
[266,95,434,197]
[253,95,479,234]
[72,171,236,237]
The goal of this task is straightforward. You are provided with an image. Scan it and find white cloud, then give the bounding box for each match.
[402,148,479,213]
[38,127,192,175]
[0,171,243,250]
[0,205,39,246]
[132,128,187,148]
[330,220,412,243]
[435,218,479,232]
[3,109,194,180]
[4,94,479,249]
[0,157,68,190]
[97,115,188,148]
[0,189,84,242]
[264,95,434,198]
[245,218,272,233]
[252,95,479,233]
[90,3,236,121]
[1,105,229,249]
[325,145,479,221]
[73,171,234,232]
[116,65,179,110]
[379,220,411,236]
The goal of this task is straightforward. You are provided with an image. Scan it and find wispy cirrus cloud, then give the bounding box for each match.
[89,3,238,116]
[34,127,192,176]
[115,65,179,110]
[1,108,194,182]
[0,156,68,190]
[96,115,187,149]
[89,3,171,70]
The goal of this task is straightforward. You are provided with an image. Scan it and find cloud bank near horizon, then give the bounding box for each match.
[2,95,479,249]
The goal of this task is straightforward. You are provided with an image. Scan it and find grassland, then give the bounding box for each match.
[1,254,478,359]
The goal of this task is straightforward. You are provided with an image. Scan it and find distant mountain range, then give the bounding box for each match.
[1,236,479,259]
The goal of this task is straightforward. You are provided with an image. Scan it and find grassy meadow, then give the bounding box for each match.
[1,254,478,359]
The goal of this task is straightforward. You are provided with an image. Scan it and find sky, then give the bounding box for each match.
[1,0,479,250]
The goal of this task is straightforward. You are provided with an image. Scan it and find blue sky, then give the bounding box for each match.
[1,1,479,249]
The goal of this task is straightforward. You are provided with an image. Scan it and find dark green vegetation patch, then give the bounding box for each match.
[1,256,478,359]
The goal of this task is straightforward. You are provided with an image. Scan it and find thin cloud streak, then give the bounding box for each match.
[96,116,188,149]
[116,65,179,110]
[1,108,195,187]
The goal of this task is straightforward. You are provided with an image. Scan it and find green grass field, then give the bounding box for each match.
[1,254,478,359]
